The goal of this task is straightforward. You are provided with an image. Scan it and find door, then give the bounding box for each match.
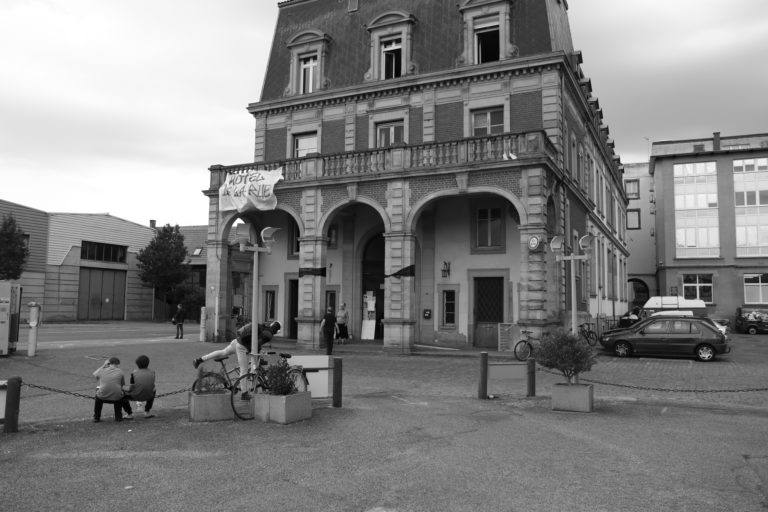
[78,268,127,321]
[635,319,668,354]
[473,277,504,348]
[288,279,298,339]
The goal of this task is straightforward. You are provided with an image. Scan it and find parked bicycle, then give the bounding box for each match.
[513,330,535,361]
[191,351,309,420]
[578,322,598,346]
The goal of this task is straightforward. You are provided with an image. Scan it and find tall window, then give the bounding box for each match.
[293,132,317,158]
[441,290,456,327]
[299,54,317,94]
[376,121,404,147]
[734,158,768,257]
[472,108,503,137]
[288,222,300,257]
[264,290,276,321]
[683,274,713,303]
[744,273,768,304]
[381,38,402,79]
[674,162,719,258]
[476,207,502,248]
[474,17,500,63]
[625,179,640,199]
[627,209,641,230]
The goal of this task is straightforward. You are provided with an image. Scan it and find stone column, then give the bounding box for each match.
[382,231,417,354]
[295,235,328,350]
[204,240,229,343]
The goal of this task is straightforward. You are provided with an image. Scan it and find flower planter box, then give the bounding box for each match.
[551,383,593,413]
[252,391,312,424]
[189,391,234,422]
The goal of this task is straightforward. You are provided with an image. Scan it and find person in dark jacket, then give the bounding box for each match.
[121,355,157,419]
[320,307,337,355]
[192,321,282,382]
[172,304,186,339]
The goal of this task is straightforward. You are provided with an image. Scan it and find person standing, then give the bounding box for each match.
[335,302,349,344]
[172,304,185,339]
[320,306,337,355]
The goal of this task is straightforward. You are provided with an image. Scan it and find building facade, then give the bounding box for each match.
[204,0,629,352]
[651,131,768,320]
[623,162,658,308]
[0,199,156,322]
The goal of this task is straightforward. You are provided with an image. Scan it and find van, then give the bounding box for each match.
[641,296,708,318]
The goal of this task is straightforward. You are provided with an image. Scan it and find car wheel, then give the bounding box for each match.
[614,341,631,358]
[696,344,715,362]
[747,326,758,335]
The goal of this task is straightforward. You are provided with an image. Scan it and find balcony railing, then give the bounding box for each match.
[209,130,556,186]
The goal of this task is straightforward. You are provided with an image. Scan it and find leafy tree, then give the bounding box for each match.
[137,224,189,305]
[535,329,597,384]
[0,213,30,280]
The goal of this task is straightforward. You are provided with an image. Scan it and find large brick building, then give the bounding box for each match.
[203,0,629,352]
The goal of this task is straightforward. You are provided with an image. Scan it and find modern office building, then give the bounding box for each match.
[203,0,629,351]
[651,131,768,320]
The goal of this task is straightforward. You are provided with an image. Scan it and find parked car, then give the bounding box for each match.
[650,310,728,334]
[734,307,768,335]
[599,316,731,362]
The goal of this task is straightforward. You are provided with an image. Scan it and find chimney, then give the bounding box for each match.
[713,132,721,151]
[150,219,156,229]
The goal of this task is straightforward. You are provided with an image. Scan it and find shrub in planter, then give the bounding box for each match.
[254,359,311,424]
[264,359,297,395]
[536,329,597,384]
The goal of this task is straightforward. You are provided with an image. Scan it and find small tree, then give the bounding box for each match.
[536,329,597,384]
[0,213,30,280]
[264,359,298,395]
[137,224,189,307]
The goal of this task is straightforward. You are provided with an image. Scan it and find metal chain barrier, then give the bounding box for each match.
[22,382,190,400]
[535,366,768,393]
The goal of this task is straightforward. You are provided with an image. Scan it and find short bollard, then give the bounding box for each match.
[526,358,536,397]
[332,358,342,408]
[478,352,488,399]
[1,376,22,433]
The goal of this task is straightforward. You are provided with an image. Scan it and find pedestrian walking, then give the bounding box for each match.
[335,302,349,344]
[172,303,185,339]
[320,306,337,355]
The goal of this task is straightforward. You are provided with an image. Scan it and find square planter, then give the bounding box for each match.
[189,391,234,421]
[252,391,312,424]
[551,383,593,413]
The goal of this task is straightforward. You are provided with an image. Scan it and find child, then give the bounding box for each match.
[122,355,157,419]
[93,356,128,422]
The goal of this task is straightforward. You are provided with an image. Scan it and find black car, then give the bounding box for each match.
[599,316,730,362]
[734,307,768,335]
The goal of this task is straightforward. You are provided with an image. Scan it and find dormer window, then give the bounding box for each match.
[285,30,331,96]
[459,1,516,66]
[365,11,416,81]
[381,38,402,79]
[474,16,500,63]
[299,54,318,94]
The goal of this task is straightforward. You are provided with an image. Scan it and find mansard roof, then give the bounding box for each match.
[260,0,573,101]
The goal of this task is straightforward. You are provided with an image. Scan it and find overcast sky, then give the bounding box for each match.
[2,1,767,227]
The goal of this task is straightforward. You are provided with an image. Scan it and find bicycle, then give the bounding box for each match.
[578,322,598,346]
[513,330,535,361]
[191,352,309,420]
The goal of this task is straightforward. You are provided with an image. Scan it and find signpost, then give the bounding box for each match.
[550,235,594,334]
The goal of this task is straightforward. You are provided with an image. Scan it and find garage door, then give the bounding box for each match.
[77,268,126,321]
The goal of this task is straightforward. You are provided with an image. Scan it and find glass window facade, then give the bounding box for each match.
[744,273,768,304]
[683,274,713,303]
[734,158,768,257]
[674,162,719,258]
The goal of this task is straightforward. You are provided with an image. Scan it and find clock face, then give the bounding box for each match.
[528,236,540,250]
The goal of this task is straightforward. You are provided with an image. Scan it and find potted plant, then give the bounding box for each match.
[536,329,598,412]
[189,369,233,422]
[253,359,312,424]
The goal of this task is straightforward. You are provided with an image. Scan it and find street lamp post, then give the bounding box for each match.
[550,234,594,334]
[239,227,280,328]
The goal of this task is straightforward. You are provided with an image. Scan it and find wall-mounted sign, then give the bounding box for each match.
[219,168,284,212]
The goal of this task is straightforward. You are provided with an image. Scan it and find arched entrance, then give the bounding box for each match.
[629,278,650,309]
[361,233,385,340]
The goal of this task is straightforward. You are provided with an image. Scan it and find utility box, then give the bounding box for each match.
[0,282,23,356]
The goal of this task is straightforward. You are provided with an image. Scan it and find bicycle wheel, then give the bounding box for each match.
[583,331,598,346]
[191,372,228,394]
[513,340,532,361]
[289,368,309,393]
[231,373,264,420]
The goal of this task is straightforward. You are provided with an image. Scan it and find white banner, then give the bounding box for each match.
[218,168,284,212]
